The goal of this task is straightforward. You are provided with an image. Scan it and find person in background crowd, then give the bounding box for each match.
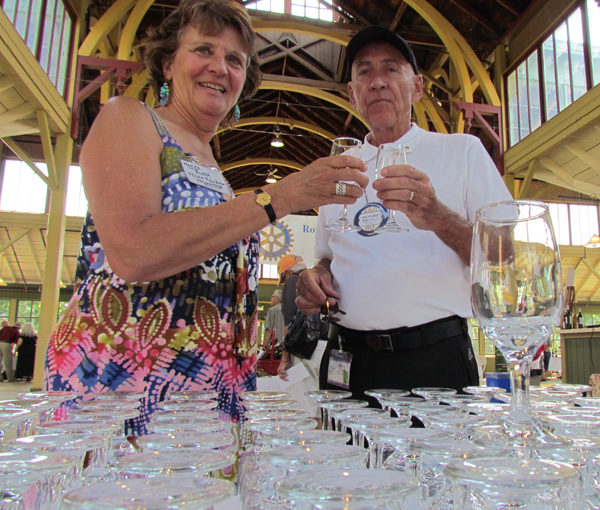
[263,290,285,348]
[295,26,512,406]
[0,321,20,382]
[42,0,367,459]
[15,322,37,382]
[277,254,328,421]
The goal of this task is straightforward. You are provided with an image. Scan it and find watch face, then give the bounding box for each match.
[257,193,271,206]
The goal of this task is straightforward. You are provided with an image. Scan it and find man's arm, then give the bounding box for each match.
[263,329,273,348]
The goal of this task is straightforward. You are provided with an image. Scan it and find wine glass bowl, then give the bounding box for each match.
[326,137,362,232]
[470,200,563,445]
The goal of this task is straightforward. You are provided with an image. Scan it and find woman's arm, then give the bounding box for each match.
[82,97,368,282]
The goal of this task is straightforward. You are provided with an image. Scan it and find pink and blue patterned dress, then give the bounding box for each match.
[44,106,260,439]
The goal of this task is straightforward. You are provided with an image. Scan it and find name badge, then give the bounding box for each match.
[354,203,388,237]
[180,160,230,196]
[327,349,352,389]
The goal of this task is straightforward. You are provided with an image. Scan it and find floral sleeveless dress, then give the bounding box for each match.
[44,106,260,443]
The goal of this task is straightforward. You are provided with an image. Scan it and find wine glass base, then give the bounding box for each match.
[325,221,361,232]
[379,222,409,233]
[474,415,571,452]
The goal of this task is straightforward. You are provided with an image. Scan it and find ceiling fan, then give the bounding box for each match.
[257,166,282,183]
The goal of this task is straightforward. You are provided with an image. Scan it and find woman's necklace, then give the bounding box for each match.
[184,152,200,163]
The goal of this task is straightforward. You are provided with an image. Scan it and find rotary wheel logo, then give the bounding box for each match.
[259,220,293,261]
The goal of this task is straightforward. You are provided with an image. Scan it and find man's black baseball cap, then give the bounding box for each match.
[346,26,418,75]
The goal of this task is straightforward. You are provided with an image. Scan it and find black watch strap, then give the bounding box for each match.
[254,188,277,224]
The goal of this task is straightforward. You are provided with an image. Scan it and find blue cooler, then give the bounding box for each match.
[486,372,511,395]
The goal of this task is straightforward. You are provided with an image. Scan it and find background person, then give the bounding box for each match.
[295,26,512,406]
[263,290,285,349]
[15,322,37,382]
[43,0,368,446]
[277,254,328,420]
[0,321,20,382]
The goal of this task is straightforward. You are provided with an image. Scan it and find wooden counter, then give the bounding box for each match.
[559,328,600,385]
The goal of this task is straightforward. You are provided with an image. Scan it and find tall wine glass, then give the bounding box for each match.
[375,144,409,233]
[326,137,362,232]
[471,200,564,449]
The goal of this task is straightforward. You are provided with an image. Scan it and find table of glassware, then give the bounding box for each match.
[2,383,600,510]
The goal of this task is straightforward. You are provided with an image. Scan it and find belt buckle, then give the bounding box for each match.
[365,334,394,352]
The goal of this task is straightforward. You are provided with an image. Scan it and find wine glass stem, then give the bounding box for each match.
[508,359,532,420]
[342,205,349,220]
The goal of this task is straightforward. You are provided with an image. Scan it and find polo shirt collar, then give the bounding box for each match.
[361,123,426,163]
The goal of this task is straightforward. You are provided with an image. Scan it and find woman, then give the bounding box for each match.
[43,0,367,441]
[15,322,36,382]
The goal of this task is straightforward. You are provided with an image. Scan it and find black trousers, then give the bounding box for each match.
[319,320,479,408]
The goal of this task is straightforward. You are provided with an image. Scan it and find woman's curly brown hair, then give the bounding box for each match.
[143,0,261,128]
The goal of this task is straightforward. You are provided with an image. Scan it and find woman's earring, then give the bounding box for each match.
[234,104,241,123]
[159,82,170,106]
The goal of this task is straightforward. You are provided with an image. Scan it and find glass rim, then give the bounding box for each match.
[331,136,362,145]
[476,199,549,224]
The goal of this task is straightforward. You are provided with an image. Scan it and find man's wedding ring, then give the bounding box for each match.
[336,182,347,196]
[409,191,415,202]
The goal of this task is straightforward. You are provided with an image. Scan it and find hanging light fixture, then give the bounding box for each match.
[266,175,277,183]
[271,125,284,148]
[59,280,67,288]
[586,234,600,248]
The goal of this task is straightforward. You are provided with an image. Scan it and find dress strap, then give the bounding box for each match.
[142,102,173,142]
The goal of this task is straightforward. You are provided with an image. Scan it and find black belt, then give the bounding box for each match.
[332,315,467,352]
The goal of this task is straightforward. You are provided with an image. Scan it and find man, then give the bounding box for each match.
[295,26,512,404]
[276,254,326,419]
[263,290,285,349]
[277,254,308,335]
[0,321,20,382]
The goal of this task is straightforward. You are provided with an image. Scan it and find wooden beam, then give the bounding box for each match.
[565,141,600,178]
[0,253,16,283]
[0,103,35,124]
[328,0,370,25]
[0,138,50,186]
[582,258,600,284]
[446,0,499,35]
[36,110,57,189]
[518,159,537,199]
[0,229,31,255]
[0,76,14,94]
[262,73,347,92]
[492,0,520,17]
[538,156,575,187]
[389,2,408,32]
[221,158,303,172]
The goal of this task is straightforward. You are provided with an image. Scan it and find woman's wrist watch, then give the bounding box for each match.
[254,189,277,224]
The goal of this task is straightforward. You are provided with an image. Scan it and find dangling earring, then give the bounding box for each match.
[234,104,241,123]
[159,82,170,107]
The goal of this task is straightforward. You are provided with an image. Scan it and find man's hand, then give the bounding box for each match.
[296,263,336,315]
[373,164,473,266]
[277,358,292,380]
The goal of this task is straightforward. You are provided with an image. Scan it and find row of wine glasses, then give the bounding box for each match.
[327,137,409,234]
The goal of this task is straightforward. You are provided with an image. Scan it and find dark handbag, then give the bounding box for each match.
[282,310,328,360]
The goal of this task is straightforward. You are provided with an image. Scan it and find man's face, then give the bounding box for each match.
[1,321,8,328]
[349,41,423,136]
[271,294,280,305]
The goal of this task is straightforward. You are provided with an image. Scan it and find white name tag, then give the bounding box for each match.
[327,349,352,390]
[180,160,230,196]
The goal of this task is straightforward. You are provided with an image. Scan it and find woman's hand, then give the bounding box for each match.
[269,155,369,215]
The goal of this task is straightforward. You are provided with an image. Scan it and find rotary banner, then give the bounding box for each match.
[258,214,319,267]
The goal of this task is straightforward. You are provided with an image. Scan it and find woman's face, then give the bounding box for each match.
[163,24,248,122]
